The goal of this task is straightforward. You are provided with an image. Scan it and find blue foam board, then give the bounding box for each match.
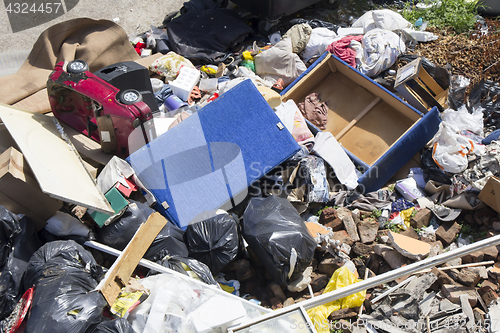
[127,80,300,229]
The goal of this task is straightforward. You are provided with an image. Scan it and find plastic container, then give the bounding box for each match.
[199,78,218,92]
[169,66,200,101]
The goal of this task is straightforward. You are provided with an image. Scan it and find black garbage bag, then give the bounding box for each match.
[155,255,218,285]
[37,228,89,245]
[0,215,43,321]
[0,206,21,268]
[96,200,188,261]
[420,148,452,185]
[242,196,316,285]
[90,318,136,333]
[167,8,253,64]
[22,240,107,333]
[184,212,240,275]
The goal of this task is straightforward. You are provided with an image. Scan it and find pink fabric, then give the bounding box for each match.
[326,35,363,67]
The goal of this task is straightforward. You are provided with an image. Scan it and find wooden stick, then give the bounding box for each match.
[426,316,431,333]
[335,97,381,140]
[417,260,495,274]
[358,268,370,316]
[308,284,314,299]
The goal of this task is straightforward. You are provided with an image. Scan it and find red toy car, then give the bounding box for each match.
[47,59,153,158]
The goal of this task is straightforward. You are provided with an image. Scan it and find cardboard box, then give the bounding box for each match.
[281,53,442,193]
[0,147,62,230]
[394,57,449,114]
[479,176,500,213]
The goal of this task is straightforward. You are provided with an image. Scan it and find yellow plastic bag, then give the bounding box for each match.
[307,266,366,333]
[400,207,415,229]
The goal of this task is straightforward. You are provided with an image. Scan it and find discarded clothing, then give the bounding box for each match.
[149,52,195,82]
[300,27,338,63]
[326,35,363,68]
[298,92,328,130]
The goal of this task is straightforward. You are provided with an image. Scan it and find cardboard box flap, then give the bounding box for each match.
[0,103,113,214]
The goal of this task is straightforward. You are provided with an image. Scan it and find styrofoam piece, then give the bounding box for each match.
[169,66,200,101]
[189,295,247,333]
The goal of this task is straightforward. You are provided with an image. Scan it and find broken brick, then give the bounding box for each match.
[481,279,499,291]
[332,230,354,247]
[441,284,478,307]
[310,272,329,292]
[318,257,344,277]
[431,267,456,288]
[352,242,375,258]
[328,307,359,321]
[374,244,410,269]
[483,245,500,261]
[462,250,484,264]
[457,268,481,287]
[337,207,360,242]
[410,208,432,229]
[478,286,499,306]
[435,221,461,247]
[319,207,342,231]
[357,218,379,244]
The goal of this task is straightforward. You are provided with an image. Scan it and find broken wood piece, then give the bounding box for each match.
[334,97,381,140]
[358,268,370,316]
[97,212,167,305]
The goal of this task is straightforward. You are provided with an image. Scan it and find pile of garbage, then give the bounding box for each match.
[2,0,500,332]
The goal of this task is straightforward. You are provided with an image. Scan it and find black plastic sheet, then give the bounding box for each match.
[167,9,252,64]
[22,240,107,333]
[420,148,452,185]
[90,318,136,333]
[242,196,316,285]
[96,201,188,261]
[185,212,240,275]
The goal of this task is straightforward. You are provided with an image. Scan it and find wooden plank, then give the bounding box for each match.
[0,103,113,214]
[98,212,167,306]
[335,97,381,140]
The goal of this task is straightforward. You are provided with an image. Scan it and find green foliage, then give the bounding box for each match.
[330,321,344,333]
[371,209,382,219]
[459,222,487,240]
[399,0,480,34]
[316,205,332,217]
[388,224,401,233]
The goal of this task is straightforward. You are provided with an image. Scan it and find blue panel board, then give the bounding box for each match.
[127,80,300,229]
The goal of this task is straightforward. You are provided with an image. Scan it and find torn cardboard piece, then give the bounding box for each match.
[0,146,62,230]
[0,104,113,214]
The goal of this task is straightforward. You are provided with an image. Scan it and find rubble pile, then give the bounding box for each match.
[1,0,500,332]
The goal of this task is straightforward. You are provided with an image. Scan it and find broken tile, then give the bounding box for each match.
[357,218,379,244]
[337,207,360,242]
[440,298,461,312]
[406,272,438,300]
[460,294,474,321]
[435,221,461,247]
[305,221,332,240]
[410,207,432,229]
[419,291,436,317]
[388,231,431,260]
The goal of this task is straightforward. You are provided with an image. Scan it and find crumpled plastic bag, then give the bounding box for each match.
[441,105,485,137]
[300,27,339,63]
[149,52,195,82]
[352,28,406,77]
[254,38,307,87]
[352,9,412,33]
[307,266,366,333]
[431,122,477,174]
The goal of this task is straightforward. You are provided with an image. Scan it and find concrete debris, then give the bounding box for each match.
[388,231,431,260]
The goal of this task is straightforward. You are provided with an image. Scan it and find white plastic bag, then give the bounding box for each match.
[300,28,339,63]
[352,28,406,77]
[441,105,485,137]
[254,38,307,86]
[431,123,476,173]
[352,9,412,33]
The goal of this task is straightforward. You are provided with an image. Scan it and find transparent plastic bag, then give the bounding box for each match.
[431,123,476,174]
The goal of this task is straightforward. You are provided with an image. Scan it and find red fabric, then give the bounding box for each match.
[326,35,363,67]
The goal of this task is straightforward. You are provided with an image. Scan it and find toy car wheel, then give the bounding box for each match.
[67,60,89,73]
[118,89,142,105]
